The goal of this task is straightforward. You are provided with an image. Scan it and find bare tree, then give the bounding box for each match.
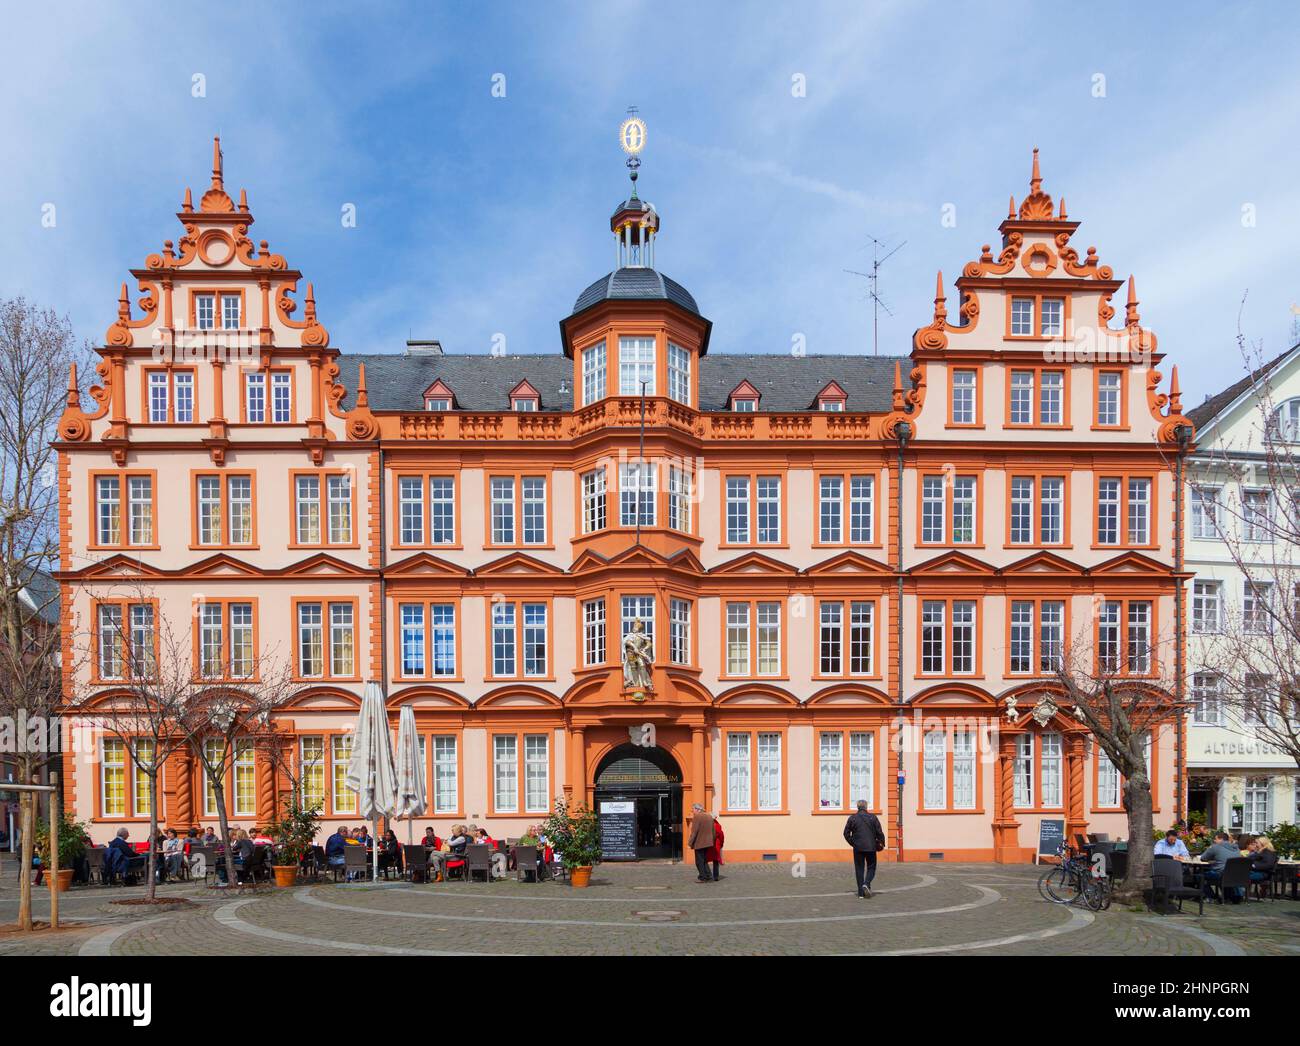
[1048,630,1181,901]
[0,297,92,929]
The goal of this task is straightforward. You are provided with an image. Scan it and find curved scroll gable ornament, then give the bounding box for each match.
[912,270,980,352]
[1056,234,1113,281]
[103,280,160,348]
[56,361,111,442]
[276,279,330,348]
[878,359,928,439]
[324,360,379,441]
[961,234,1021,279]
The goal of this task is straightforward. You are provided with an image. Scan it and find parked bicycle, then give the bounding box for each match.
[1037,843,1110,911]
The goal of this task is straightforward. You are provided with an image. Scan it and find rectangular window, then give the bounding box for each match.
[619,461,656,528]
[329,604,355,677]
[953,477,977,544]
[1192,672,1221,726]
[200,603,224,678]
[819,731,843,809]
[244,372,266,423]
[849,732,874,809]
[332,735,357,814]
[132,740,154,815]
[429,477,454,544]
[1014,734,1034,807]
[668,467,691,533]
[432,736,458,814]
[399,477,423,544]
[583,598,606,667]
[429,603,455,676]
[1010,297,1034,336]
[921,476,944,543]
[1242,490,1272,542]
[923,731,946,810]
[1243,582,1273,635]
[221,295,241,330]
[1010,601,1033,675]
[1192,580,1221,634]
[101,738,126,817]
[756,477,781,543]
[490,477,515,544]
[1010,477,1034,544]
[299,737,325,810]
[1040,477,1063,544]
[522,603,547,676]
[197,476,222,545]
[271,372,292,423]
[756,602,780,675]
[1041,733,1062,807]
[1127,478,1150,544]
[951,600,976,674]
[492,603,516,677]
[849,601,873,675]
[1191,486,1220,539]
[1039,370,1063,424]
[1126,601,1152,674]
[819,602,842,676]
[174,371,194,423]
[1010,370,1034,425]
[849,475,875,543]
[920,474,978,544]
[494,735,518,812]
[667,342,690,405]
[1097,751,1119,808]
[1040,600,1064,672]
[127,476,153,545]
[582,468,607,533]
[195,294,214,330]
[670,598,691,666]
[1243,777,1270,835]
[727,733,751,811]
[521,477,547,544]
[148,371,169,423]
[582,342,606,406]
[819,475,842,543]
[1097,478,1120,545]
[229,602,253,678]
[233,742,256,817]
[400,603,425,676]
[327,474,352,544]
[725,476,749,543]
[952,730,976,810]
[295,475,321,544]
[228,475,252,544]
[1040,298,1064,337]
[725,603,750,676]
[921,601,945,675]
[618,336,655,396]
[524,734,549,813]
[951,368,977,425]
[297,603,323,678]
[97,604,123,679]
[1096,370,1122,426]
[757,733,781,811]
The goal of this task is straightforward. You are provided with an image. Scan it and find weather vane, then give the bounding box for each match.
[619,106,647,194]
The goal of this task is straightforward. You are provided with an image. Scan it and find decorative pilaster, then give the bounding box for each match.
[1065,734,1088,843]
[992,730,1023,863]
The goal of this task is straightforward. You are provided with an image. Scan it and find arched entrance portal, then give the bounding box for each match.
[593,743,684,861]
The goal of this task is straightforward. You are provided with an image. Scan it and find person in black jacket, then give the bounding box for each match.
[843,799,885,898]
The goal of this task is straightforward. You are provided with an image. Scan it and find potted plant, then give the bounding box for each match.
[34,813,89,893]
[267,800,322,887]
[543,797,602,888]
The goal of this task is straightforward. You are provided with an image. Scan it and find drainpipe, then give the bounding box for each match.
[378,445,388,692]
[1173,424,1191,825]
[894,422,910,863]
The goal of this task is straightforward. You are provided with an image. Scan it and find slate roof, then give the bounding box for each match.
[571,268,700,318]
[19,567,59,626]
[335,352,906,414]
[1186,345,1298,430]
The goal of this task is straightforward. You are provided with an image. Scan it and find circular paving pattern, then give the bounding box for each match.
[0,858,1277,956]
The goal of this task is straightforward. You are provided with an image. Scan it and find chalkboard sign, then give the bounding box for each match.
[600,801,637,861]
[1037,818,1066,857]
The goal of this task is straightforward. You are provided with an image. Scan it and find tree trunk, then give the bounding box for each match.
[144,775,159,903]
[1115,776,1155,904]
[214,785,237,887]
[16,791,32,931]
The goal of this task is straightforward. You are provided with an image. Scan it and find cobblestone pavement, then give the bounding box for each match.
[1,854,1296,956]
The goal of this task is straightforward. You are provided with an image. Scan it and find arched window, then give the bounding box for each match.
[1272,398,1300,441]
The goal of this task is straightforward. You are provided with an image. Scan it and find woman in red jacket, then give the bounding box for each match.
[706,816,724,881]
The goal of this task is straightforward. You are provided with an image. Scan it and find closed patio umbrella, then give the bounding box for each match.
[346,680,398,883]
[394,704,426,847]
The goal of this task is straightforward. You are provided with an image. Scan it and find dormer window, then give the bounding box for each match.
[193,292,242,331]
[422,379,455,412]
[509,380,540,412]
[815,382,848,412]
[1009,294,1066,338]
[728,380,760,413]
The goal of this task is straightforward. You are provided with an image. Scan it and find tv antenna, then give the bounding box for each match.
[845,234,906,356]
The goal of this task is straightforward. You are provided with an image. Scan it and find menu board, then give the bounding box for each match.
[1037,818,1066,857]
[600,800,637,860]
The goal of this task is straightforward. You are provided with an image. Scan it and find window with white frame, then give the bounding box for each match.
[619,461,656,527]
[583,598,606,667]
[725,603,751,676]
[1039,370,1063,424]
[1126,601,1152,674]
[1192,672,1222,725]
[1191,486,1221,539]
[621,596,655,661]
[667,342,691,405]
[295,476,321,544]
[326,474,352,543]
[1243,581,1274,635]
[582,342,606,406]
[1097,478,1120,545]
[582,467,608,533]
[524,734,549,813]
[221,295,241,329]
[1014,733,1034,807]
[1096,370,1123,426]
[1242,489,1272,542]
[1097,750,1119,808]
[922,731,946,809]
[299,736,325,810]
[1010,370,1034,425]
[727,733,751,811]
[669,598,690,666]
[148,372,169,422]
[950,368,977,424]
[952,477,976,543]
[490,477,515,544]
[756,732,781,810]
[493,735,518,812]
[1271,398,1300,441]
[819,600,874,676]
[331,735,357,814]
[1127,478,1150,544]
[1010,297,1033,335]
[951,601,976,673]
[618,336,655,396]
[921,476,944,543]
[818,731,876,811]
[195,294,215,331]
[921,601,945,674]
[432,736,458,814]
[849,475,874,542]
[1040,298,1064,337]
[1244,776,1271,834]
[818,731,843,809]
[819,475,843,543]
[1192,580,1222,633]
[1040,732,1062,807]
[668,466,692,532]
[725,476,750,543]
[952,730,977,809]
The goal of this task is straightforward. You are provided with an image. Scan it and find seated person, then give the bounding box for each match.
[162,828,185,880]
[378,830,403,876]
[421,826,440,850]
[475,828,507,879]
[251,827,274,847]
[217,829,256,885]
[1248,836,1278,886]
[1199,831,1244,902]
[200,827,219,847]
[104,827,144,885]
[447,825,470,857]
[325,826,350,871]
[1154,829,1189,860]
[353,826,371,848]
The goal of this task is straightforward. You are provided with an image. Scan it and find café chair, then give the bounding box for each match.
[466,844,492,883]
[514,845,539,883]
[342,845,371,882]
[1151,855,1203,916]
[403,845,429,883]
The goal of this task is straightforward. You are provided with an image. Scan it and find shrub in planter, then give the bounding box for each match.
[542,797,602,886]
[34,813,90,889]
[266,801,322,886]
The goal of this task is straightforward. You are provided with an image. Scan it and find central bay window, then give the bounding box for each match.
[1013,732,1063,809]
[817,600,876,677]
[1096,474,1154,546]
[619,461,657,528]
[723,474,782,545]
[818,730,875,811]
[490,599,549,679]
[667,342,691,405]
[582,598,607,667]
[94,472,155,548]
[949,367,979,426]
[195,473,254,546]
[921,728,979,811]
[1008,599,1065,675]
[723,601,782,678]
[244,369,292,423]
[1007,368,1067,427]
[492,733,550,815]
[145,368,195,423]
[817,473,876,545]
[618,336,655,396]
[294,472,354,546]
[620,596,655,664]
[919,598,978,676]
[725,731,783,812]
[919,473,979,545]
[1008,475,1065,545]
[581,466,608,533]
[396,475,456,546]
[581,341,607,405]
[489,475,548,546]
[1097,598,1153,675]
[397,602,456,678]
[296,600,355,679]
[197,599,254,679]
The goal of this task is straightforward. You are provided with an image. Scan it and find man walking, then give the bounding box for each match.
[843,799,885,898]
[687,802,715,883]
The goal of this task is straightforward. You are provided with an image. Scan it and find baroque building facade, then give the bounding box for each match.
[56,142,1191,862]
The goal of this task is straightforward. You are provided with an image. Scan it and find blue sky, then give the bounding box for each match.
[2,1,1299,405]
